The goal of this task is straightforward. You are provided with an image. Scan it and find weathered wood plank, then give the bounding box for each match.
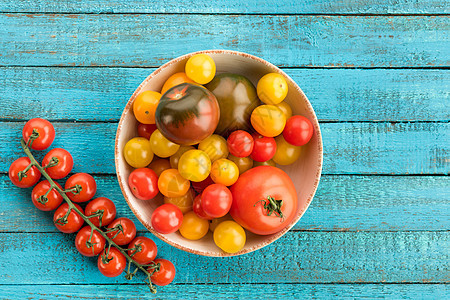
[1,0,449,14]
[1,122,448,175]
[1,67,449,122]
[0,283,448,299]
[0,14,448,67]
[1,174,448,232]
[0,231,447,284]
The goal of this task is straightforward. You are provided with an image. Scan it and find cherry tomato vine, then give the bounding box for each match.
[12,123,167,294]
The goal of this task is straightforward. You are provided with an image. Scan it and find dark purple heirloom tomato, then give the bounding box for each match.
[155,83,220,145]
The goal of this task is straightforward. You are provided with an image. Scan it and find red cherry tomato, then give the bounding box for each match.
[106,217,137,246]
[9,157,41,188]
[98,247,127,277]
[191,175,214,194]
[192,194,213,220]
[85,197,117,227]
[150,258,176,286]
[127,236,158,265]
[283,115,314,146]
[64,173,97,203]
[31,180,63,211]
[137,123,157,139]
[128,168,159,200]
[201,184,232,218]
[151,204,183,234]
[75,226,106,257]
[227,130,254,157]
[229,166,298,235]
[53,203,85,233]
[41,148,73,179]
[22,118,55,150]
[250,134,277,162]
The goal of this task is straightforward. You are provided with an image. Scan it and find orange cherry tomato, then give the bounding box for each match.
[133,91,161,124]
[161,72,195,95]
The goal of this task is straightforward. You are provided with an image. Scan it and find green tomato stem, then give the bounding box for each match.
[20,138,158,294]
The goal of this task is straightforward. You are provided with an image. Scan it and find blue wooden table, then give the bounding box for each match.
[0,1,449,299]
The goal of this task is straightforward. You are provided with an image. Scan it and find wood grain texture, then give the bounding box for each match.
[1,121,449,175]
[0,284,448,299]
[1,175,448,233]
[0,231,448,284]
[1,0,449,14]
[1,67,449,122]
[0,14,448,67]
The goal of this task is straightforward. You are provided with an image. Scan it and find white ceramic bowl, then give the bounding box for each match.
[115,50,323,257]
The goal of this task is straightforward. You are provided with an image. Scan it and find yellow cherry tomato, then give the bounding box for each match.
[179,211,210,240]
[275,101,292,119]
[209,214,233,232]
[133,91,161,124]
[257,73,288,105]
[250,105,286,137]
[213,220,246,253]
[161,72,195,95]
[227,154,253,175]
[148,158,171,177]
[164,188,195,213]
[170,145,195,169]
[198,134,229,162]
[149,129,180,158]
[272,135,302,165]
[158,169,190,197]
[185,54,216,84]
[253,159,276,167]
[210,158,239,186]
[123,137,154,168]
[178,149,211,182]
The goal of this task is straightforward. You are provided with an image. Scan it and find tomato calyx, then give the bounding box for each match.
[85,209,105,227]
[105,223,125,240]
[25,128,40,148]
[64,184,83,195]
[42,156,59,169]
[17,162,34,181]
[254,196,285,219]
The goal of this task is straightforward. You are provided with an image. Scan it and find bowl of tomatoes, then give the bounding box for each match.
[115,50,323,256]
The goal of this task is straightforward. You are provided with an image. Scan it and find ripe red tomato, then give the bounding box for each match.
[150,258,176,286]
[192,194,213,220]
[9,157,41,188]
[283,115,314,146]
[250,134,277,162]
[191,175,214,194]
[127,236,158,265]
[229,166,298,235]
[128,168,159,200]
[151,204,183,234]
[64,173,97,203]
[98,247,127,277]
[85,197,117,227]
[106,217,137,246]
[41,148,73,179]
[22,118,55,150]
[53,203,85,233]
[227,130,254,157]
[75,226,106,257]
[137,122,157,139]
[201,184,232,218]
[31,180,63,211]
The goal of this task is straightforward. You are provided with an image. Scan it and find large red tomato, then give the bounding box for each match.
[155,83,220,145]
[229,166,298,235]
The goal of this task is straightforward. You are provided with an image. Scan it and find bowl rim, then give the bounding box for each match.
[115,49,323,257]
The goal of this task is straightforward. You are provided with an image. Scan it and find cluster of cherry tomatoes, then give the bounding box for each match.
[9,118,175,287]
[125,54,313,254]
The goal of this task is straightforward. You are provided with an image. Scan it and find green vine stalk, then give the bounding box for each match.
[20,138,160,293]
